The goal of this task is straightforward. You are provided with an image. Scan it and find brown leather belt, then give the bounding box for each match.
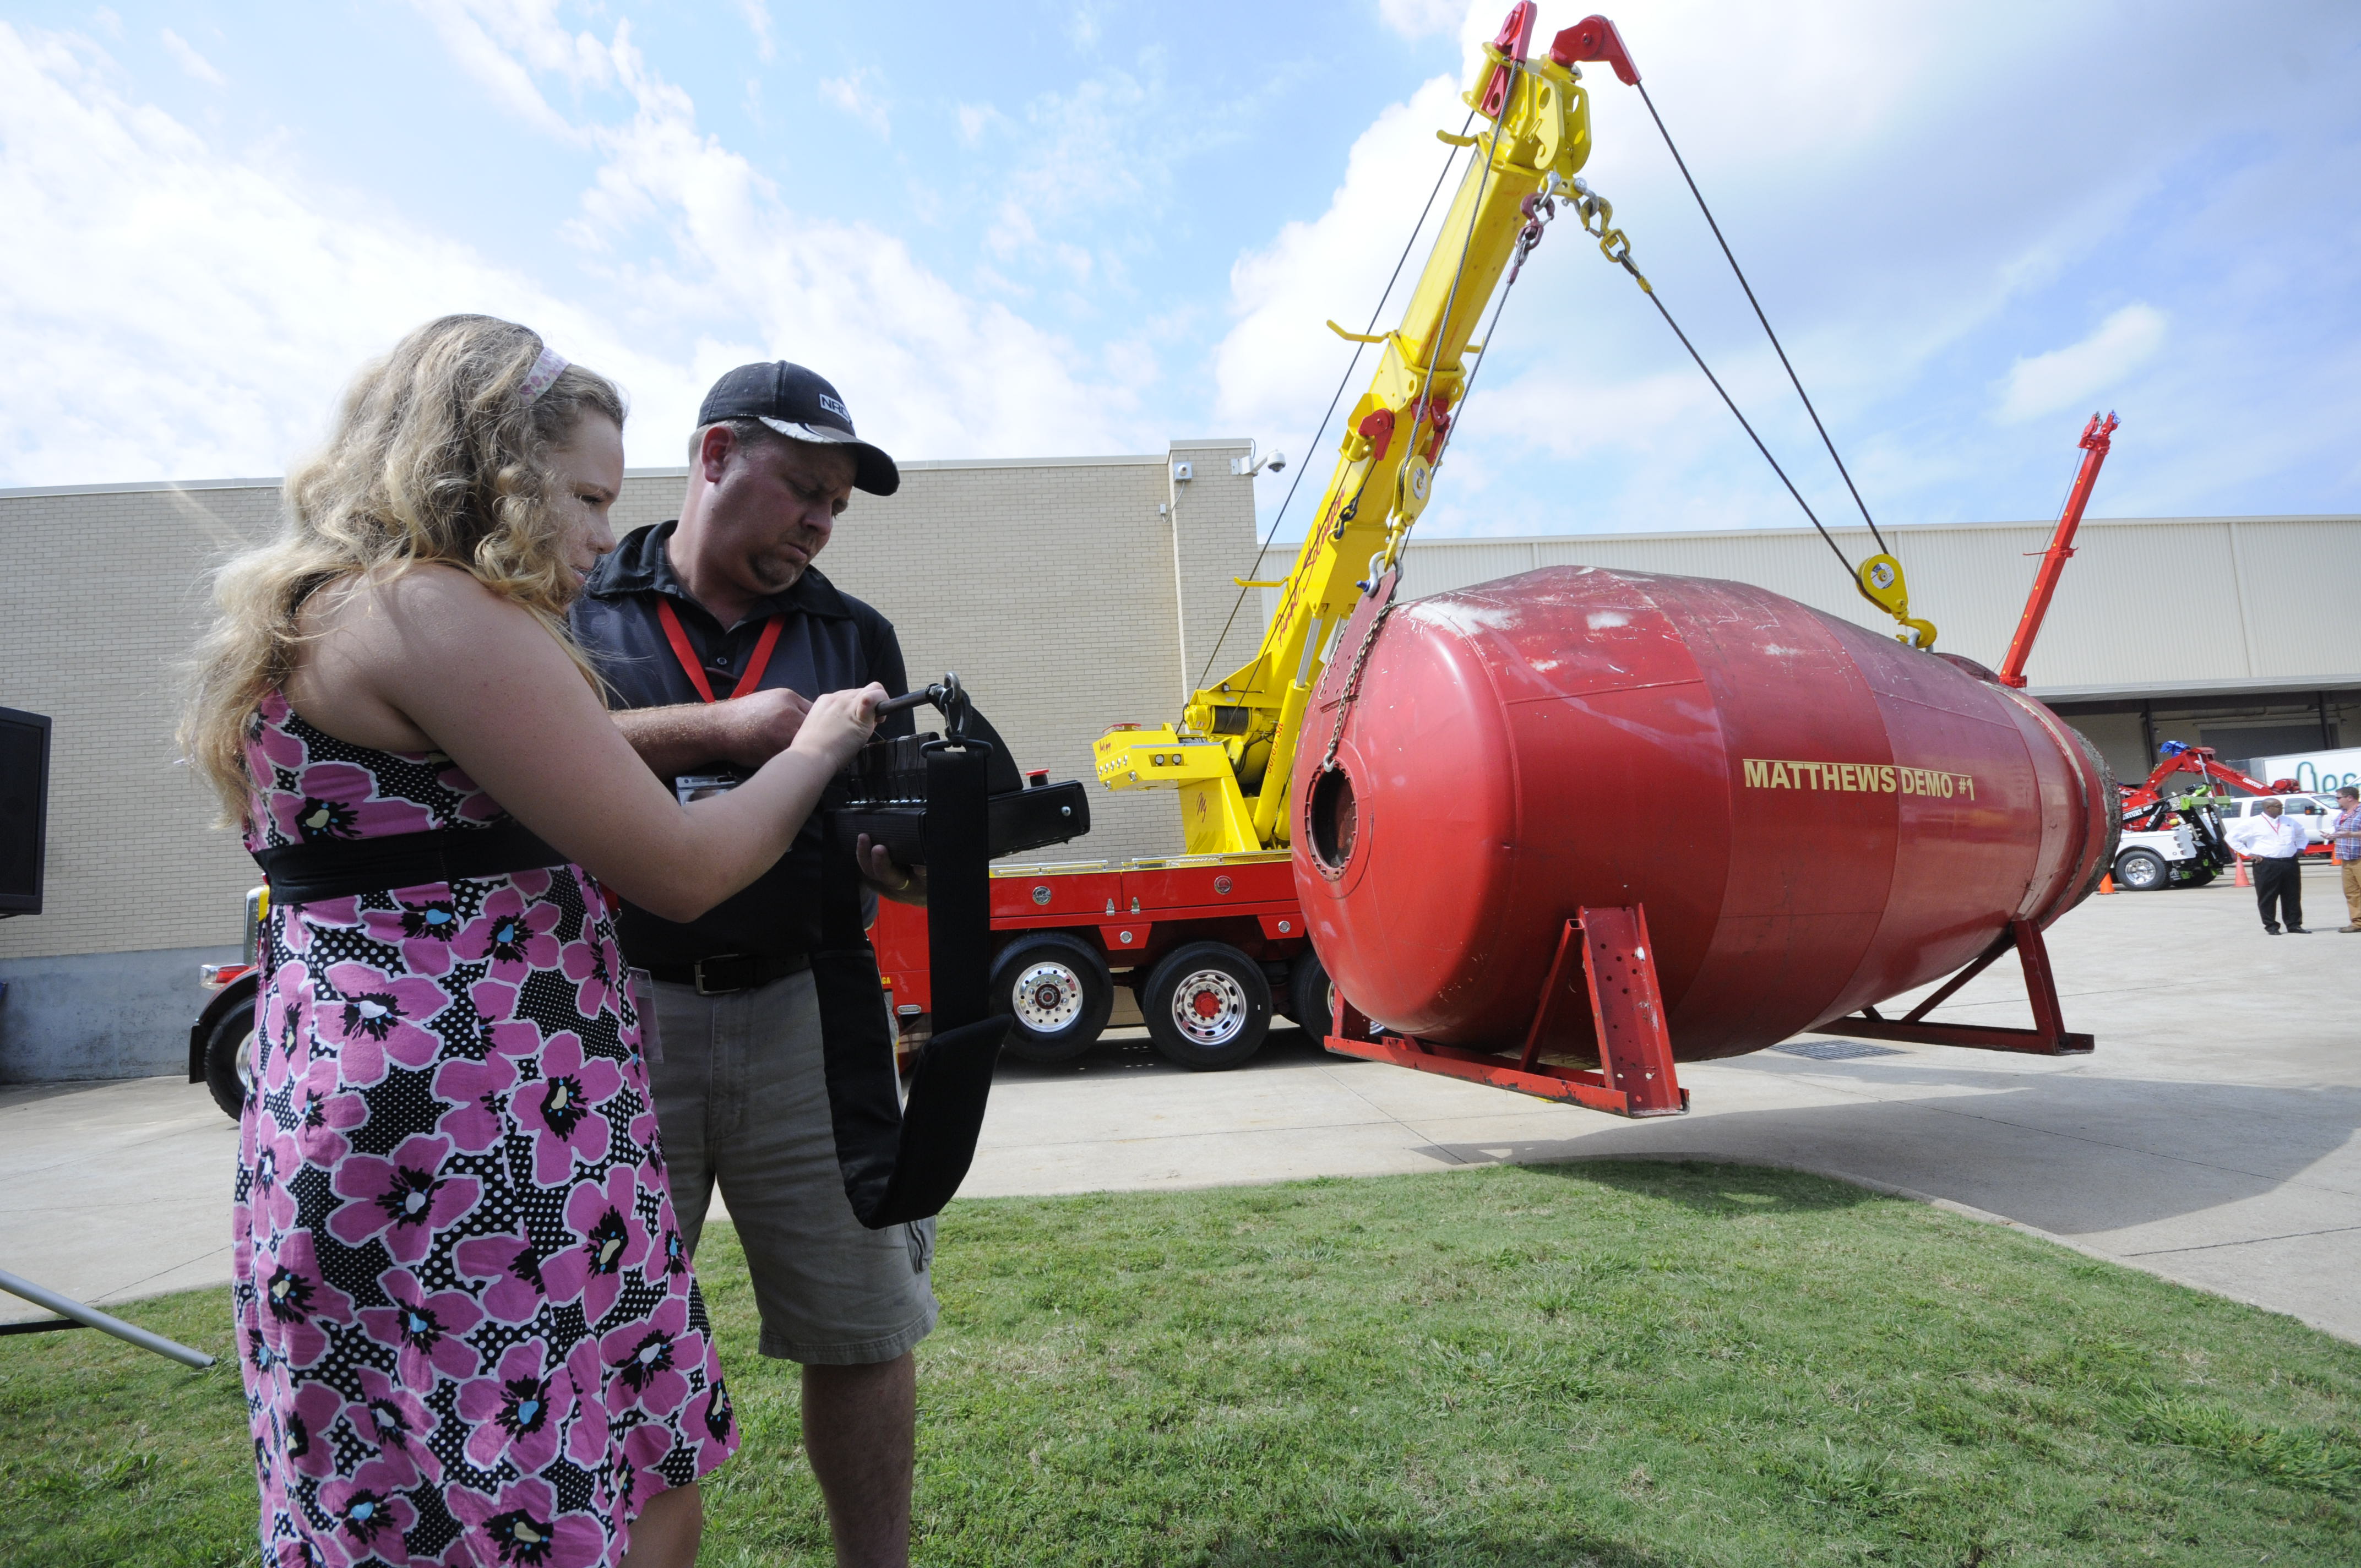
[643,952,811,996]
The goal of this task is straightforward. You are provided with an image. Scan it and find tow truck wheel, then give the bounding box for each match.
[1287,950,1335,1036]
[2114,848,2169,892]
[202,1003,258,1121]
[990,933,1114,1065]
[1142,941,1271,1071]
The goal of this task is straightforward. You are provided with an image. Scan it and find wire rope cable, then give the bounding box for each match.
[1642,284,1857,575]
[1193,111,1475,691]
[1635,81,1889,557]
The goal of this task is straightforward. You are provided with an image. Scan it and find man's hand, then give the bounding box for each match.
[611,688,810,778]
[856,832,927,907]
[722,687,810,767]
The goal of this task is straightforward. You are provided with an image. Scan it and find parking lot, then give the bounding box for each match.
[5,862,2355,1340]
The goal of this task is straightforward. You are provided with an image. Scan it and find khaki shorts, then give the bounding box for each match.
[638,968,939,1365]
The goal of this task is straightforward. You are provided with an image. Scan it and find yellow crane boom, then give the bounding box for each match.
[1095,4,1609,855]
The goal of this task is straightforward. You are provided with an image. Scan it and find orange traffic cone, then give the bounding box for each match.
[2234,856,2251,888]
[2099,873,2116,895]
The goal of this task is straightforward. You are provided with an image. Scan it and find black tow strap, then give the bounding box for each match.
[253,820,567,903]
[815,737,1010,1229]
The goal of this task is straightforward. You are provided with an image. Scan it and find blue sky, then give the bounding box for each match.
[5,1,2358,545]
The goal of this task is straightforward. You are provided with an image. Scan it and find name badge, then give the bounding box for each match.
[676,772,743,805]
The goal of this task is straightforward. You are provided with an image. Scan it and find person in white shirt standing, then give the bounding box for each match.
[2227,797,2316,934]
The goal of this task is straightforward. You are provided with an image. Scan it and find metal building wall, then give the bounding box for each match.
[1389,515,2361,696]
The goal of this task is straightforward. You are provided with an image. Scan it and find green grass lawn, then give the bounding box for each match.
[6,1161,2357,1566]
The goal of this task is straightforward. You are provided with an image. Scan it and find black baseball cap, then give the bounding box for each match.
[697,361,900,496]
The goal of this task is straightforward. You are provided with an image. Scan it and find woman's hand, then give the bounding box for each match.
[788,683,885,772]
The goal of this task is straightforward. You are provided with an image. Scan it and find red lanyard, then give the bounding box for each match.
[656,599,785,705]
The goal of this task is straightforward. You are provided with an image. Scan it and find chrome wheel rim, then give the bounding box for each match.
[1011,962,1085,1032]
[1170,969,1248,1048]
[237,1030,258,1097]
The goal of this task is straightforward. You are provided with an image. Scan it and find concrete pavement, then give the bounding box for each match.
[6,863,2356,1340]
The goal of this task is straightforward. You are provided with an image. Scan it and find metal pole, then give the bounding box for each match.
[0,1268,216,1370]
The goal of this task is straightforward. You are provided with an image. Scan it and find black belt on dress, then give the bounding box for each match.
[643,952,811,995]
[253,820,570,903]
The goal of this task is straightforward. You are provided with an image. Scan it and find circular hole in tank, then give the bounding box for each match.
[1308,765,1358,872]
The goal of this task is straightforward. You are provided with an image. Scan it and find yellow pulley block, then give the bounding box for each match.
[1856,554,1938,651]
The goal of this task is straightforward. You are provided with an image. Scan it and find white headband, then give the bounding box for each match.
[520,345,569,402]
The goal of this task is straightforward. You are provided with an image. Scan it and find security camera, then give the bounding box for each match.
[1233,450,1288,477]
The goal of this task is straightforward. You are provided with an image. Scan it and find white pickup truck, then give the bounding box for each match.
[2112,824,2212,891]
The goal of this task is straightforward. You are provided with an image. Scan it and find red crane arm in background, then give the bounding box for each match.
[2135,745,2282,802]
[1998,411,2118,688]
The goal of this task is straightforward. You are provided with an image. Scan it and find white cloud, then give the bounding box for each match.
[818,65,890,139]
[1218,0,2361,539]
[1211,74,1470,499]
[0,11,1144,486]
[0,21,675,485]
[1995,304,2167,425]
[1069,2,1109,49]
[157,28,224,85]
[732,0,774,63]
[555,35,1133,459]
[1375,0,1465,40]
[401,0,610,139]
[955,101,1002,146]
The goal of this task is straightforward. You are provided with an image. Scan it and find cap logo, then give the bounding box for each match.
[817,394,848,421]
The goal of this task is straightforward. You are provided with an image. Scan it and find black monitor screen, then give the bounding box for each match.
[0,706,51,916]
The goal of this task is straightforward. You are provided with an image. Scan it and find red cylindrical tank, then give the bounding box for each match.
[1290,567,2117,1060]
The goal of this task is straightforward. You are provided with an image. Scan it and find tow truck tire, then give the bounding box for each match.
[990,933,1114,1065]
[1141,941,1271,1071]
[1287,950,1335,1036]
[201,986,260,1121]
[2114,848,2169,892]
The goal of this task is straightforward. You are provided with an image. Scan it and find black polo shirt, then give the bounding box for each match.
[569,520,911,966]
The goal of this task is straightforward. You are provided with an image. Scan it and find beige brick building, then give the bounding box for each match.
[4,449,2355,1081]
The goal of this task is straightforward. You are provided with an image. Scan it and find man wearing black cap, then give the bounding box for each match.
[570,362,931,1566]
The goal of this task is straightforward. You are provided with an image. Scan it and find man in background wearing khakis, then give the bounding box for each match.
[2330,785,2361,933]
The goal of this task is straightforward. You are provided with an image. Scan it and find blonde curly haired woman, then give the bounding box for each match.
[185,315,884,1567]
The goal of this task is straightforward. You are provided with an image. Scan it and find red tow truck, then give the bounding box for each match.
[868,850,1329,1072]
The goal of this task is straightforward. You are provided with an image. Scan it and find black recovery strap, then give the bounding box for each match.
[253,820,568,904]
[815,736,1010,1229]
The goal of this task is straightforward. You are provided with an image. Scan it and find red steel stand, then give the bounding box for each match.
[1323,905,1688,1117]
[1827,917,2091,1055]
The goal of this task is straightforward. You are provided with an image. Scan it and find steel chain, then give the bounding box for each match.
[1569,178,1650,290]
[1316,579,1401,777]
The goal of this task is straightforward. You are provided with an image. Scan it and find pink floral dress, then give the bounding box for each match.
[232,692,736,1567]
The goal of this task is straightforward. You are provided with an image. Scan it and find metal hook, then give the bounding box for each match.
[877,672,970,739]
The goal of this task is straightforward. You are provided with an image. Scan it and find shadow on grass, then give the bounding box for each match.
[1508,1155,1884,1216]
